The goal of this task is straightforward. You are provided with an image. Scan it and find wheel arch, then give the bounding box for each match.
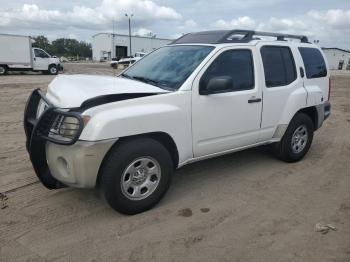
[95,131,179,188]
[295,106,318,130]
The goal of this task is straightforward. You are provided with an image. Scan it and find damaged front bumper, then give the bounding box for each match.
[24,89,114,189]
[46,139,115,188]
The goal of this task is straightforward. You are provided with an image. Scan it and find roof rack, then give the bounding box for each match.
[171,29,309,45]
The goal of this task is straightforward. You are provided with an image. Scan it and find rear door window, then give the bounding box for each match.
[298,47,327,78]
[261,46,297,88]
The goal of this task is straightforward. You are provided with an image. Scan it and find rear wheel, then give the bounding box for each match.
[100,138,173,215]
[0,65,7,75]
[272,113,314,162]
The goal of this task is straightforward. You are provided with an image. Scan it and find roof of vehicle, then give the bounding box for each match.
[0,33,31,38]
[171,29,310,45]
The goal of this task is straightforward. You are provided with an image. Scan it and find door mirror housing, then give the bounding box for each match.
[200,76,234,95]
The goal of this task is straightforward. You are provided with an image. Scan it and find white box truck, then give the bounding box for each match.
[0,34,61,75]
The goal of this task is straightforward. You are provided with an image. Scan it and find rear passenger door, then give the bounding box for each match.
[258,44,305,142]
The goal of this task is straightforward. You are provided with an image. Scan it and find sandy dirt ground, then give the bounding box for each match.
[0,63,349,262]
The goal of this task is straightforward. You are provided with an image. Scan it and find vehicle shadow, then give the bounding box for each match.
[167,145,277,199]
[3,72,55,76]
[71,145,277,216]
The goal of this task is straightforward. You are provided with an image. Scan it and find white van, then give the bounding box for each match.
[0,34,61,75]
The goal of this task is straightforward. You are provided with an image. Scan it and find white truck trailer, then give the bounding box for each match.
[0,34,61,75]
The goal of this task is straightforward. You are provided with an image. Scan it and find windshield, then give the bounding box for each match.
[121,45,214,90]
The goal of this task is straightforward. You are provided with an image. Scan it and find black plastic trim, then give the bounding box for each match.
[77,93,160,112]
[248,98,262,103]
[324,101,331,120]
[24,89,67,189]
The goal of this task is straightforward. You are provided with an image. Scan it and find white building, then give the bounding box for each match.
[322,48,350,70]
[92,33,172,62]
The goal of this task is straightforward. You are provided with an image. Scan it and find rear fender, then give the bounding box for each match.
[278,87,308,126]
[304,85,324,106]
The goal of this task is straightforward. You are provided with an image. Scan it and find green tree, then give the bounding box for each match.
[51,38,92,58]
[78,41,92,58]
[31,35,92,59]
[32,35,53,54]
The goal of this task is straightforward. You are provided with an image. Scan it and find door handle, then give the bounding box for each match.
[248,97,262,103]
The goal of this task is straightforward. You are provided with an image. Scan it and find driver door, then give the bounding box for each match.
[33,48,50,70]
[192,47,263,157]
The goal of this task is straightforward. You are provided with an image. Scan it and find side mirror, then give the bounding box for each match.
[200,76,233,95]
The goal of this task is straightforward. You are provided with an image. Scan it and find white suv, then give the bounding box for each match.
[24,30,331,214]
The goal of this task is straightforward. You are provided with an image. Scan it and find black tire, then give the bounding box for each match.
[0,65,7,75]
[272,113,314,162]
[48,65,58,75]
[100,138,173,215]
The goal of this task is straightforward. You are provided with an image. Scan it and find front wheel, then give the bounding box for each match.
[48,65,58,75]
[100,138,173,215]
[0,65,7,75]
[272,113,314,162]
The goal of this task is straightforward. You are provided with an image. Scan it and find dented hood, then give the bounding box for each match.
[46,74,168,108]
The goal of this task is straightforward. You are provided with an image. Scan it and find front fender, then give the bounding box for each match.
[79,92,193,164]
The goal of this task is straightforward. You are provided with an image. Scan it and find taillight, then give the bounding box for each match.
[328,78,331,101]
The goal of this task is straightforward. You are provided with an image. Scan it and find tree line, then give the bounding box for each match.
[32,36,92,59]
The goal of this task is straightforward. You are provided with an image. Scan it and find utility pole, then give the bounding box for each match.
[112,19,115,59]
[125,13,133,57]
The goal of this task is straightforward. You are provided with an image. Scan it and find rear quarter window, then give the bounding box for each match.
[298,47,327,79]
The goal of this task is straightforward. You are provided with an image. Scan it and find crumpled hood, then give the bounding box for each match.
[46,74,168,108]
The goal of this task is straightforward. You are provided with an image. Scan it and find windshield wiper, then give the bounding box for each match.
[121,73,133,79]
[132,76,160,87]
[121,73,157,85]
[121,74,172,90]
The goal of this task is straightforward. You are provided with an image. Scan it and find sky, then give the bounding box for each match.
[0,0,350,49]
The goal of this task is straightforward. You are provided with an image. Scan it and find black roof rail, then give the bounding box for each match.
[171,29,309,44]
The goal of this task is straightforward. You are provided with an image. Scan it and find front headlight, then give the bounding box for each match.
[36,109,85,145]
[57,115,90,138]
[32,98,88,145]
[58,116,80,138]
